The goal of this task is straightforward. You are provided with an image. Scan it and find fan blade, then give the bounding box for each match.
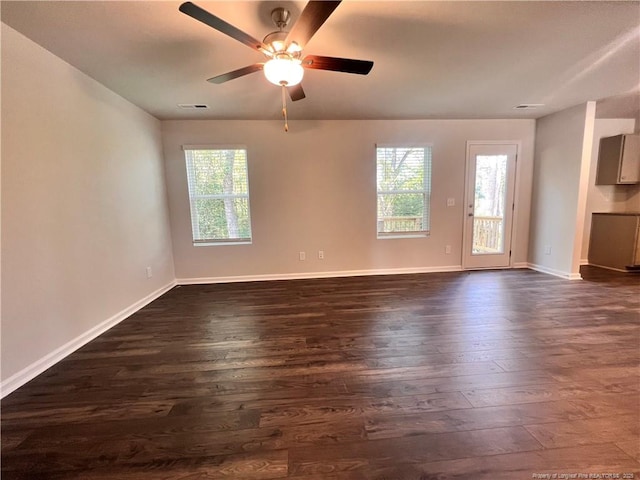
[179,2,268,54]
[285,1,341,49]
[303,55,373,75]
[207,64,264,84]
[288,84,306,102]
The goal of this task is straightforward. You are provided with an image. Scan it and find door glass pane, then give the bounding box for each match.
[472,155,508,255]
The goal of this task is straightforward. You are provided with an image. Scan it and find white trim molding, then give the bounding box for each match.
[0,280,176,398]
[527,262,582,280]
[177,265,464,285]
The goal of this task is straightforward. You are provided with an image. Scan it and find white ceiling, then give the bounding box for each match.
[2,1,639,121]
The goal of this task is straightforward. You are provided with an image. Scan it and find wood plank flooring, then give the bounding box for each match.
[2,266,639,479]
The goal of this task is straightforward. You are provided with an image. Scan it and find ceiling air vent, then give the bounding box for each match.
[178,104,209,109]
[513,104,544,110]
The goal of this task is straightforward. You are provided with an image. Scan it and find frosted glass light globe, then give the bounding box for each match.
[264,58,304,86]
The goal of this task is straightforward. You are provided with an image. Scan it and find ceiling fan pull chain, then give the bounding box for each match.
[281,84,289,132]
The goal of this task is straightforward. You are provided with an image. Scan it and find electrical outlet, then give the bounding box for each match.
[544,245,552,255]
[318,250,324,260]
[447,198,455,207]
[445,245,452,254]
[299,251,306,261]
[146,266,153,278]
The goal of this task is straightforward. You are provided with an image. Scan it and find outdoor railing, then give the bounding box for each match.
[473,216,503,253]
[378,216,423,233]
[377,215,501,250]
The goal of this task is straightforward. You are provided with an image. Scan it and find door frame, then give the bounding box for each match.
[462,141,521,270]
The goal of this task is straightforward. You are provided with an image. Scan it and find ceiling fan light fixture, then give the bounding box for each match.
[264,57,304,86]
[263,30,288,54]
[287,42,302,54]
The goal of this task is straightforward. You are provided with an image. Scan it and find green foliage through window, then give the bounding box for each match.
[376,146,432,236]
[184,148,252,243]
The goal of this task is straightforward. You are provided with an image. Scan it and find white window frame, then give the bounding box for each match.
[183,145,252,246]
[376,144,432,239]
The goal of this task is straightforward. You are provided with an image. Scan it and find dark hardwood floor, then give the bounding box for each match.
[2,266,639,479]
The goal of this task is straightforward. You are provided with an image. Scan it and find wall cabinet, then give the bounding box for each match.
[595,134,640,185]
[589,213,640,271]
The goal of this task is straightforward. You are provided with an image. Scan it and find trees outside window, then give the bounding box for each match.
[376,146,432,237]
[184,147,252,244]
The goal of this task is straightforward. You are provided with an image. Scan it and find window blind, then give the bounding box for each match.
[183,147,252,244]
[376,146,432,237]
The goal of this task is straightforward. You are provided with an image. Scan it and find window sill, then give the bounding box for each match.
[193,241,252,247]
[377,233,430,240]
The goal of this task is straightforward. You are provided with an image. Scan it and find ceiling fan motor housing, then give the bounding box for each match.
[264,8,301,56]
[271,7,291,30]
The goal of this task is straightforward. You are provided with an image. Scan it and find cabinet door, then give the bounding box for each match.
[619,135,640,184]
[589,214,638,270]
[596,135,623,185]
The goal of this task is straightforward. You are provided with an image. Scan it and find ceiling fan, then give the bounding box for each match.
[179,1,374,131]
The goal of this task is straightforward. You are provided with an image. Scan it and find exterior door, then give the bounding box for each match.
[463,143,518,269]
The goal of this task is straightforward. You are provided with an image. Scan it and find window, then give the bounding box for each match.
[183,146,252,245]
[376,145,432,237]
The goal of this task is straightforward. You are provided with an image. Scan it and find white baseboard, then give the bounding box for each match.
[580,258,589,266]
[177,265,464,285]
[0,280,176,398]
[527,262,582,280]
[512,262,529,269]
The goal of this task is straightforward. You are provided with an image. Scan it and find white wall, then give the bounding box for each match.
[528,102,596,279]
[1,24,175,392]
[581,118,637,262]
[162,119,535,281]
